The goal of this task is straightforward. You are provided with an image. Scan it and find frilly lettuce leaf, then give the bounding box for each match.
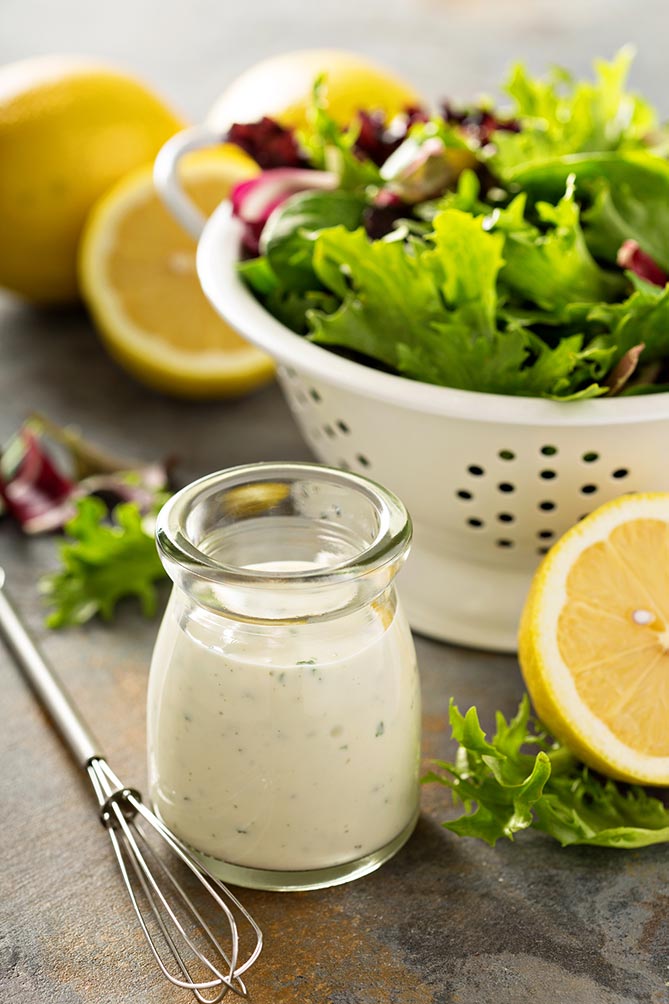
[489,178,625,311]
[491,48,656,177]
[41,496,167,628]
[305,208,614,398]
[426,696,669,848]
[589,282,669,369]
[582,161,669,271]
[261,189,366,292]
[505,152,669,273]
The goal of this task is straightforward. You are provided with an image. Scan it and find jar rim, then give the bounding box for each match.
[155,462,412,588]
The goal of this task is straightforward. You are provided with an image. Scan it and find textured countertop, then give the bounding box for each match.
[2,2,669,1001]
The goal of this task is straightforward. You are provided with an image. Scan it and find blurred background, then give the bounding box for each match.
[2,0,668,118]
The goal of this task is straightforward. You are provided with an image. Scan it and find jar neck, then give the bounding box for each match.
[155,463,412,623]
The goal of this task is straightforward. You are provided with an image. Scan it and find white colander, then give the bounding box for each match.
[155,129,669,652]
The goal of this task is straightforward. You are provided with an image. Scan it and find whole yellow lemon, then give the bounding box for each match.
[0,55,185,303]
[207,49,425,132]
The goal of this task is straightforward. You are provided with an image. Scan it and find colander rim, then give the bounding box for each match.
[197,201,669,428]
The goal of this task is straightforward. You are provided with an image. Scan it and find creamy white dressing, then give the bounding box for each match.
[147,561,421,873]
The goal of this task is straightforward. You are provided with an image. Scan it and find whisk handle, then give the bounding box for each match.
[0,571,104,767]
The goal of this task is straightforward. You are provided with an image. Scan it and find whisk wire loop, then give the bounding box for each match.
[0,576,263,1002]
[86,757,261,1000]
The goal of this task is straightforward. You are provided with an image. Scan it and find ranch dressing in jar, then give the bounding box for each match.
[147,463,421,891]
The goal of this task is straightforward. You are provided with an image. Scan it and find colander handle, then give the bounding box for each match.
[154,125,220,240]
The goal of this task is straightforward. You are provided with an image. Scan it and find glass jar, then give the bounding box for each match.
[147,462,421,891]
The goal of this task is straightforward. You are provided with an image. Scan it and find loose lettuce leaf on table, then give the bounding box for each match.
[41,496,167,628]
[426,696,669,848]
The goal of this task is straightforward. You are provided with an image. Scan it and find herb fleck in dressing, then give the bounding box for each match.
[147,562,421,873]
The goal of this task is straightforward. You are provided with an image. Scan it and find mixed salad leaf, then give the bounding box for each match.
[426,696,669,848]
[41,496,167,628]
[0,416,171,627]
[227,51,669,398]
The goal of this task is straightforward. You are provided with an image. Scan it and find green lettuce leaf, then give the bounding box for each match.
[307,211,608,398]
[490,179,624,311]
[308,224,445,371]
[298,77,382,190]
[41,496,167,628]
[261,189,366,292]
[582,167,669,271]
[588,282,669,369]
[492,48,656,177]
[426,696,669,848]
[506,152,669,271]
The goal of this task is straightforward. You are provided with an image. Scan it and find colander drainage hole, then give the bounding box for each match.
[581,484,598,495]
[498,450,515,461]
[539,501,556,512]
[612,468,629,479]
[541,445,558,456]
[467,518,484,528]
[357,454,371,468]
[537,530,554,539]
[498,482,515,494]
[309,388,322,403]
[540,470,557,480]
[496,539,514,548]
[537,546,550,556]
[468,465,485,476]
[336,420,350,434]
[324,425,335,438]
[582,451,599,463]
[338,459,351,471]
[497,513,515,523]
[457,490,473,501]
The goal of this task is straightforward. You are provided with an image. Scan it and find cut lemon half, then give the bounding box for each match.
[79,151,274,398]
[519,494,669,784]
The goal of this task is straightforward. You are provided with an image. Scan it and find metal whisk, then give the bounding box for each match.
[0,569,262,1001]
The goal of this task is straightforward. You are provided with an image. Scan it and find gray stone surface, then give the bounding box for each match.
[2,4,669,1002]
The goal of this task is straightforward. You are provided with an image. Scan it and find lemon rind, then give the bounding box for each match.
[79,162,274,397]
[520,493,669,784]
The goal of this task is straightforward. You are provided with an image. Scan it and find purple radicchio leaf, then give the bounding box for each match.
[0,428,76,533]
[617,240,668,287]
[0,417,171,534]
[225,117,309,169]
[441,102,521,146]
[353,106,429,166]
[231,168,337,254]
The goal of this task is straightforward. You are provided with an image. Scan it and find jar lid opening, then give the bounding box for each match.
[155,462,412,590]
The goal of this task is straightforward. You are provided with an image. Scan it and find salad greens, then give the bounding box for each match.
[41,496,167,628]
[490,47,656,176]
[233,51,669,399]
[425,696,669,848]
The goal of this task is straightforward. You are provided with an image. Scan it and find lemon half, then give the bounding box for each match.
[79,152,274,399]
[0,56,184,302]
[519,494,669,784]
[207,49,425,132]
